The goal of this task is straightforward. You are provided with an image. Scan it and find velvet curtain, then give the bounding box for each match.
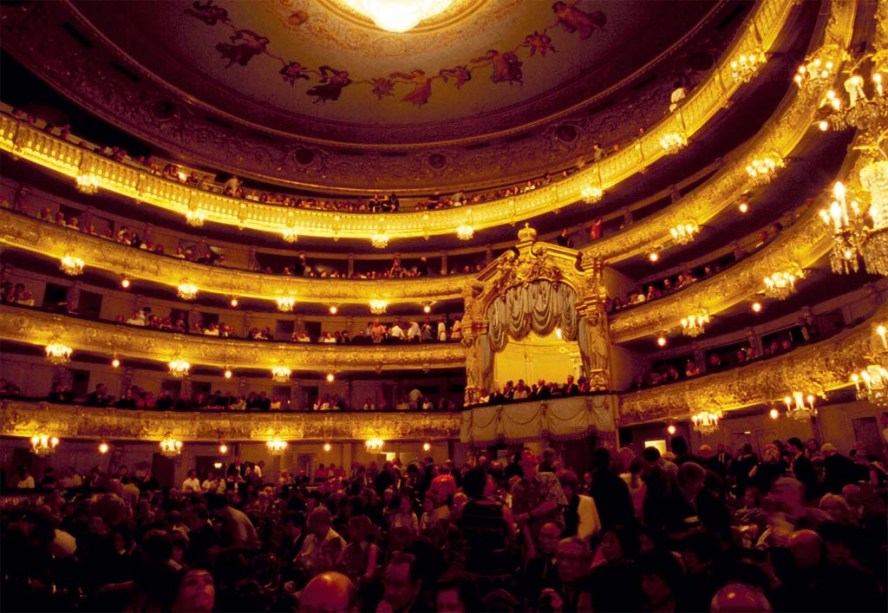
[485,281,579,353]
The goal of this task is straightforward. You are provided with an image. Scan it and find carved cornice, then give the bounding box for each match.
[582,0,863,265]
[618,305,886,425]
[0,210,468,305]
[0,0,800,239]
[0,306,465,373]
[0,401,461,442]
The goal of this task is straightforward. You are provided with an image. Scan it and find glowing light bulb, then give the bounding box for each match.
[111,357,121,368]
[121,278,131,289]
[98,442,110,454]
[667,424,677,435]
[752,302,763,313]
[422,442,432,452]
[769,408,780,420]
[230,297,239,308]
[423,305,431,314]
[329,306,338,315]
[738,202,749,214]
[218,443,229,455]
[224,369,233,379]
[326,373,335,383]
[656,336,667,348]
[323,442,332,452]
[648,252,659,263]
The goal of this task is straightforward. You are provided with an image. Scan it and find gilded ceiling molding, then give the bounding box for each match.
[0,401,461,443]
[608,131,872,343]
[0,307,465,373]
[0,210,468,305]
[0,0,801,240]
[583,0,864,265]
[618,304,887,426]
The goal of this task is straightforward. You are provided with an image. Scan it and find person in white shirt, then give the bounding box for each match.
[297,507,347,574]
[437,320,447,341]
[389,322,406,341]
[16,468,35,489]
[669,82,687,112]
[406,321,421,342]
[182,469,201,493]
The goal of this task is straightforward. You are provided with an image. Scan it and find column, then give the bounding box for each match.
[440,252,448,276]
[347,253,355,278]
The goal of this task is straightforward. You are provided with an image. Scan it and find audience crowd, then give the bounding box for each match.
[2,435,885,612]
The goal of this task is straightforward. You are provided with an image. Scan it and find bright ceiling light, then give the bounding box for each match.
[346,0,454,33]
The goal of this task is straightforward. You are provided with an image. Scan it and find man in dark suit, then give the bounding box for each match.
[787,437,819,499]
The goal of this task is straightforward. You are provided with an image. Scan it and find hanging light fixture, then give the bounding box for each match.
[794,54,836,93]
[365,438,384,451]
[323,442,332,452]
[75,173,100,195]
[59,255,85,276]
[266,438,288,455]
[730,49,767,84]
[783,392,816,421]
[185,208,206,227]
[282,225,299,243]
[98,441,110,454]
[815,63,887,132]
[456,223,475,240]
[371,231,390,249]
[168,359,191,378]
[745,152,784,185]
[691,409,722,435]
[763,269,801,300]
[858,159,888,275]
[276,296,297,312]
[271,365,292,383]
[160,434,183,458]
[30,434,60,457]
[369,299,388,314]
[218,442,229,455]
[177,283,199,300]
[581,185,604,204]
[669,222,699,245]
[680,310,711,337]
[659,132,688,154]
[45,343,73,366]
[851,365,888,407]
[343,0,454,33]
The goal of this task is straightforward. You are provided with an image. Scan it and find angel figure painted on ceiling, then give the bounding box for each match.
[474,50,523,85]
[185,0,230,26]
[307,66,352,103]
[216,30,269,67]
[390,69,433,107]
[438,65,472,90]
[280,61,311,85]
[552,1,607,40]
[521,31,557,57]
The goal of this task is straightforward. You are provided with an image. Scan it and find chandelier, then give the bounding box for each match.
[456,224,474,240]
[276,296,296,312]
[266,438,288,455]
[820,180,867,274]
[783,392,816,421]
[794,55,836,93]
[581,185,604,204]
[745,153,784,185]
[730,49,767,84]
[851,365,888,407]
[59,255,85,276]
[691,409,722,435]
[271,365,292,383]
[659,132,688,155]
[160,434,183,458]
[168,359,191,378]
[763,270,800,300]
[185,208,205,227]
[282,225,299,243]
[177,283,199,300]
[45,343,73,366]
[816,66,887,132]
[30,434,60,457]
[669,222,699,245]
[680,310,710,337]
[341,0,454,33]
[365,438,384,451]
[859,160,888,275]
[75,173,100,195]
[371,231,390,249]
[369,299,388,314]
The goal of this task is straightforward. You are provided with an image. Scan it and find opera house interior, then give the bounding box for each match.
[0,0,887,610]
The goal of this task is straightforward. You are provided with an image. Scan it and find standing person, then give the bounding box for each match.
[558,471,601,542]
[588,448,634,531]
[181,469,201,493]
[788,437,819,499]
[512,449,568,544]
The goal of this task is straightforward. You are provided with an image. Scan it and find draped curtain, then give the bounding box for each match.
[485,281,579,353]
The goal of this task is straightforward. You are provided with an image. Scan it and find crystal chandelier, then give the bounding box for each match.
[745,152,784,185]
[456,224,474,240]
[794,55,836,93]
[581,185,604,204]
[177,283,199,300]
[59,255,85,276]
[730,49,767,84]
[75,173,100,195]
[168,359,191,378]
[680,310,710,337]
[859,160,888,275]
[282,225,299,243]
[691,409,722,435]
[266,438,288,455]
[669,222,699,245]
[185,208,205,227]
[365,438,384,451]
[369,299,388,314]
[343,0,454,33]
[820,181,866,274]
[660,132,688,154]
[271,365,292,383]
[851,365,888,408]
[160,434,183,458]
[816,66,887,132]
[276,296,296,312]
[30,434,60,457]
[371,232,390,249]
[45,343,73,366]
[783,392,816,421]
[763,270,800,300]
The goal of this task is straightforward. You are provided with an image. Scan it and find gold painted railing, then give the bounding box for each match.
[0,210,469,305]
[0,400,461,443]
[0,0,797,242]
[0,306,466,373]
[618,304,885,425]
[583,0,861,264]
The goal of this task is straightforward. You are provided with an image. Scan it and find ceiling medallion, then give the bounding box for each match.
[337,0,456,32]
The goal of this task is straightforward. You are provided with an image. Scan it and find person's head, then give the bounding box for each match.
[308,507,333,538]
[819,493,852,524]
[680,531,720,575]
[383,553,421,612]
[600,528,639,563]
[841,484,862,508]
[787,437,804,454]
[768,477,804,513]
[638,551,683,607]
[743,487,763,509]
[538,521,563,556]
[817,521,862,566]
[820,443,838,457]
[187,469,197,478]
[282,511,306,539]
[461,466,487,501]
[171,568,215,612]
[435,574,477,613]
[698,444,713,460]
[710,583,773,612]
[591,447,611,472]
[299,571,358,612]
[555,537,592,583]
[789,530,824,569]
[519,448,538,476]
[677,462,706,499]
[670,435,689,456]
[557,470,579,500]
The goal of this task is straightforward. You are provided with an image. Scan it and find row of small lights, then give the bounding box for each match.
[662,393,817,437]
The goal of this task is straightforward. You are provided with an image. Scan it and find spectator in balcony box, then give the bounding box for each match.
[87,383,113,406]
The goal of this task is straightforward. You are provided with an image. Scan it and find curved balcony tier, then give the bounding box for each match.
[0,305,466,374]
[0,0,815,242]
[0,400,461,443]
[618,303,885,425]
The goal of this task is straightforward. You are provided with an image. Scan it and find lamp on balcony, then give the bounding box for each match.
[691,409,722,435]
[30,434,60,457]
[45,343,73,366]
[59,255,84,276]
[271,365,292,383]
[177,283,198,300]
[745,152,784,185]
[669,222,699,245]
[680,310,710,337]
[276,296,296,312]
[783,392,816,421]
[266,438,288,455]
[168,359,191,378]
[160,434,183,458]
[660,132,688,155]
[370,299,388,314]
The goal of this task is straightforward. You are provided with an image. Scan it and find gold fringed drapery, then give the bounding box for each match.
[459,395,616,445]
[486,281,579,352]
